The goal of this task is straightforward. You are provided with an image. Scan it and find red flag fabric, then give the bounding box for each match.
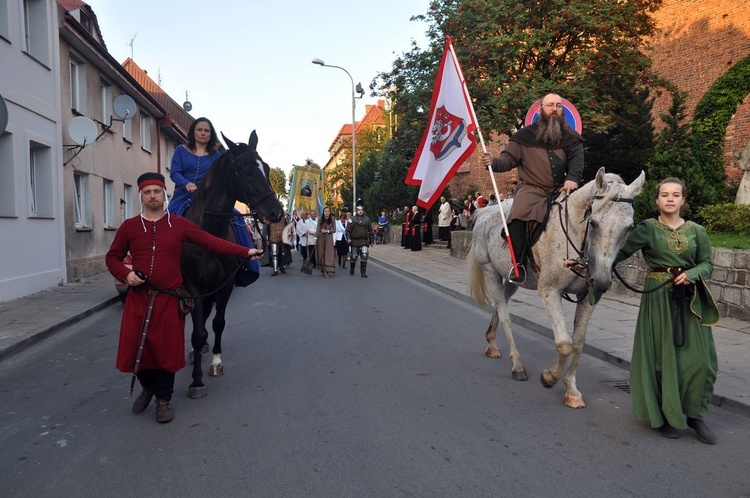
[405,36,478,209]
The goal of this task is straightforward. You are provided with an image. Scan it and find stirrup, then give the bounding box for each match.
[508,266,526,284]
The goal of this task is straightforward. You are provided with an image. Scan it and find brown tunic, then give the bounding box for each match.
[491,123,584,223]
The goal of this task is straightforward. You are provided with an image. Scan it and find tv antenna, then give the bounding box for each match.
[127,33,137,59]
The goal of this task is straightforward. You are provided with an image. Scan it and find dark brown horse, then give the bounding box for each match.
[181,131,283,398]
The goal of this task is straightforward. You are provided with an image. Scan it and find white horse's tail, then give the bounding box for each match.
[467,245,491,306]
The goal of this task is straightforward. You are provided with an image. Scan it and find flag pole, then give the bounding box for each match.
[447,39,520,277]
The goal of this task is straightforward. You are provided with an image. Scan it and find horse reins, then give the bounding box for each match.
[133,268,243,301]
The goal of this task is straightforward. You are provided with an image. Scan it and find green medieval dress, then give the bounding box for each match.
[615,219,719,429]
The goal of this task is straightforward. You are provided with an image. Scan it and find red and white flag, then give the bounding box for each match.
[405,36,478,208]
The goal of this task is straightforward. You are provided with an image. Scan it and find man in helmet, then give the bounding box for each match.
[345,200,373,278]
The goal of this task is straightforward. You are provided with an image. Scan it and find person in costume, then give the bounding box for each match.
[481,92,584,283]
[167,117,260,285]
[422,206,434,245]
[168,117,221,216]
[408,206,423,252]
[315,206,337,277]
[335,212,349,269]
[267,217,288,276]
[614,177,719,444]
[106,172,263,424]
[401,205,411,248]
[438,196,452,243]
[345,200,373,278]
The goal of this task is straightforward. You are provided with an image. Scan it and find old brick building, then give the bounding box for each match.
[447,0,750,204]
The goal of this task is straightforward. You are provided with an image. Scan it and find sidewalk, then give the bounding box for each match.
[369,241,750,418]
[1,245,748,417]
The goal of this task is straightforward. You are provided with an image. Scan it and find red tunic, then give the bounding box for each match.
[106,214,249,373]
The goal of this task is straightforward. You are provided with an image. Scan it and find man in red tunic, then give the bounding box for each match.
[106,172,263,423]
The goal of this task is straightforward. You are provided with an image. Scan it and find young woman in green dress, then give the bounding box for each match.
[615,177,719,444]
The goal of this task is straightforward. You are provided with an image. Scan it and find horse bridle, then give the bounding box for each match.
[193,149,276,218]
[555,191,675,296]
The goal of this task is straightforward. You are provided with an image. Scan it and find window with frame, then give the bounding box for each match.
[140,113,151,152]
[0,132,14,216]
[28,141,52,217]
[74,171,90,229]
[122,183,133,220]
[103,178,115,228]
[100,80,113,125]
[0,0,10,41]
[70,53,87,114]
[22,0,49,65]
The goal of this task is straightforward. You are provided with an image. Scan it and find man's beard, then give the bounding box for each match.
[535,113,564,145]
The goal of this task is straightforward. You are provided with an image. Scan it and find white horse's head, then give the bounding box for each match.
[584,168,645,293]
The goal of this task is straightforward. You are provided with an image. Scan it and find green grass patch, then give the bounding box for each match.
[708,232,750,249]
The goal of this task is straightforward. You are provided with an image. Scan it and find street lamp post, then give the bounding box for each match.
[312,58,363,213]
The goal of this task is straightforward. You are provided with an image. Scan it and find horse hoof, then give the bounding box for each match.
[512,370,528,381]
[187,350,195,363]
[485,348,501,359]
[540,371,556,389]
[209,364,224,377]
[564,395,586,409]
[188,386,207,399]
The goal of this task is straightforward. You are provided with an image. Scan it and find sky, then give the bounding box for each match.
[86,0,432,179]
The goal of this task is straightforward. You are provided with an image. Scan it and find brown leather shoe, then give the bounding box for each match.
[155,399,173,424]
[131,389,154,414]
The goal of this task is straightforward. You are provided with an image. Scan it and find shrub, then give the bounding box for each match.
[695,203,750,233]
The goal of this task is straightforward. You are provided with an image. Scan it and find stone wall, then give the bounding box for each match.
[448,230,750,321]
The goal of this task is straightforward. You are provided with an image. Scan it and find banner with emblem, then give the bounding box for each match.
[289,164,324,215]
[405,35,478,209]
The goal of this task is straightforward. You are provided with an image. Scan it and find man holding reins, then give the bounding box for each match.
[106,172,263,424]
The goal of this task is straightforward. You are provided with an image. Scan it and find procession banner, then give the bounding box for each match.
[289,165,324,215]
[405,35,478,209]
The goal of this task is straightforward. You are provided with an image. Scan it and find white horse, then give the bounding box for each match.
[467,168,645,408]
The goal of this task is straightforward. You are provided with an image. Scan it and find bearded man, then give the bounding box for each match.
[480,93,584,283]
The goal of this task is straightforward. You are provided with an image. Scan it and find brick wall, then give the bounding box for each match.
[649,0,750,183]
[446,0,750,201]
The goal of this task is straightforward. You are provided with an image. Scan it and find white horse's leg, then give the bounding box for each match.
[209,353,224,377]
[538,291,572,391]
[484,309,502,358]
[561,299,596,408]
[485,273,527,380]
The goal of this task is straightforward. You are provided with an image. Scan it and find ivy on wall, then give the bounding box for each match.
[691,54,750,206]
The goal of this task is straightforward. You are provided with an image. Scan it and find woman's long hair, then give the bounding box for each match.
[321,208,335,227]
[187,117,218,154]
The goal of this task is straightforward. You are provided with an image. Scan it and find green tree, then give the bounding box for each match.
[634,88,700,222]
[269,167,288,200]
[584,84,655,183]
[368,0,663,207]
[417,0,662,135]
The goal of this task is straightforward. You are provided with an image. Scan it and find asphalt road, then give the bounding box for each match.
[1,261,749,497]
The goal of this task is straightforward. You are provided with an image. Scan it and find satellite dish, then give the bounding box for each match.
[0,93,8,135]
[68,116,98,146]
[183,100,192,112]
[113,94,137,120]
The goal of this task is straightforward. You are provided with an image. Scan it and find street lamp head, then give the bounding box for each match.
[311,58,325,66]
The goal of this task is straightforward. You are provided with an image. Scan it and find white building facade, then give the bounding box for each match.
[0,0,66,301]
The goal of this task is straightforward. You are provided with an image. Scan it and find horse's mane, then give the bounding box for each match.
[197,149,229,193]
[571,173,626,214]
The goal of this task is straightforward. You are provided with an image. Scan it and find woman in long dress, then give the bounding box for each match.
[615,178,719,444]
[315,207,337,277]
